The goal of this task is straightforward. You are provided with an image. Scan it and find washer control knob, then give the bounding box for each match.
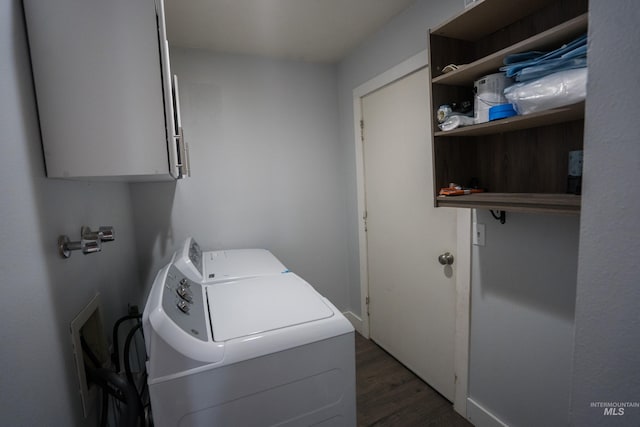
[177,300,190,314]
[176,285,192,302]
[179,278,190,287]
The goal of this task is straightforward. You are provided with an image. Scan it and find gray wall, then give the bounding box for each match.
[468,211,579,426]
[337,0,463,315]
[5,0,638,424]
[570,0,640,425]
[0,0,143,424]
[130,50,350,308]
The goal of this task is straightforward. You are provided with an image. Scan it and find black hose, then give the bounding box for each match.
[82,314,149,426]
[100,383,109,427]
[123,323,143,387]
[124,322,145,425]
[112,314,142,372]
[81,337,110,426]
[87,367,141,427]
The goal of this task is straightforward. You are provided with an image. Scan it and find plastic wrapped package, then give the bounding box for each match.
[438,114,475,131]
[503,68,587,115]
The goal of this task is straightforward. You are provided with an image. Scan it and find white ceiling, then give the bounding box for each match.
[164,0,416,63]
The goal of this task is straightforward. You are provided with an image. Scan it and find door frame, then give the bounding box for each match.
[352,50,472,417]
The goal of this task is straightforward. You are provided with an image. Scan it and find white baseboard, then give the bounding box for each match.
[467,398,509,427]
[342,311,364,335]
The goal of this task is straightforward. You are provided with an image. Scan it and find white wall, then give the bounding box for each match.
[0,0,143,424]
[468,211,579,426]
[337,0,463,315]
[570,1,640,425]
[130,50,350,308]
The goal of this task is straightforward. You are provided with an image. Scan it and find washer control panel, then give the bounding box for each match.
[161,264,208,342]
[187,239,203,276]
[174,237,204,282]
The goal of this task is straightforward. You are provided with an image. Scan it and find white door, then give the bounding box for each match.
[362,67,457,401]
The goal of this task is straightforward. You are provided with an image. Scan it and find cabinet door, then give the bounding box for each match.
[156,0,183,179]
[24,0,171,179]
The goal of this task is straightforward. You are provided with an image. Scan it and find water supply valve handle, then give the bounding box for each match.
[58,226,116,259]
[98,226,115,241]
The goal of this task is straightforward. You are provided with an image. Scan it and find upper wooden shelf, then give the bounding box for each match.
[434,102,584,137]
[429,0,587,215]
[436,193,581,215]
[432,13,588,86]
[431,0,557,40]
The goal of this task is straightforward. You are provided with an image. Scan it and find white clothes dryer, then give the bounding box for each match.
[174,237,288,283]
[143,243,356,427]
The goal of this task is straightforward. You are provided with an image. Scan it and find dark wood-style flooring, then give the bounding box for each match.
[356,333,473,427]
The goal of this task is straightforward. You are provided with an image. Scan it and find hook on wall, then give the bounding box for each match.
[490,210,506,224]
[58,226,115,259]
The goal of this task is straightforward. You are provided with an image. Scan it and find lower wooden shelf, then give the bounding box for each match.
[436,193,581,215]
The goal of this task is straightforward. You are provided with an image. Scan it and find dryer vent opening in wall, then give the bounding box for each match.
[70,294,109,418]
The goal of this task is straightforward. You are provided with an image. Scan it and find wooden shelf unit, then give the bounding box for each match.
[436,193,581,215]
[428,0,588,214]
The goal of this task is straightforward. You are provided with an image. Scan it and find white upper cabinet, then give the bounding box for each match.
[23,0,188,180]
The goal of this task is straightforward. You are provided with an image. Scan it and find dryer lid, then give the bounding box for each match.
[203,249,287,282]
[207,273,334,342]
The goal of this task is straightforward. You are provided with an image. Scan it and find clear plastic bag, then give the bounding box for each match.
[438,114,475,131]
[503,68,587,115]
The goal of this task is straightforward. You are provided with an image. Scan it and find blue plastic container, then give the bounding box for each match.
[488,104,517,121]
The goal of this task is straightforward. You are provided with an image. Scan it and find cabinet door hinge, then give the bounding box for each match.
[365,296,370,315]
[360,119,365,142]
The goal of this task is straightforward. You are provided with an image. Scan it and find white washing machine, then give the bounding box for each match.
[143,239,356,426]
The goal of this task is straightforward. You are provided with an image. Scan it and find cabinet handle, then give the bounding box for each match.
[177,127,190,178]
[172,74,190,178]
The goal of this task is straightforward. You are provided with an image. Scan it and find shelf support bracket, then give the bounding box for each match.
[490,210,506,224]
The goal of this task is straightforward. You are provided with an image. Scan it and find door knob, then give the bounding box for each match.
[438,252,454,265]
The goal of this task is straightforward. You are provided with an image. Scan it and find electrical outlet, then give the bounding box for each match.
[473,223,486,246]
[128,304,140,316]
